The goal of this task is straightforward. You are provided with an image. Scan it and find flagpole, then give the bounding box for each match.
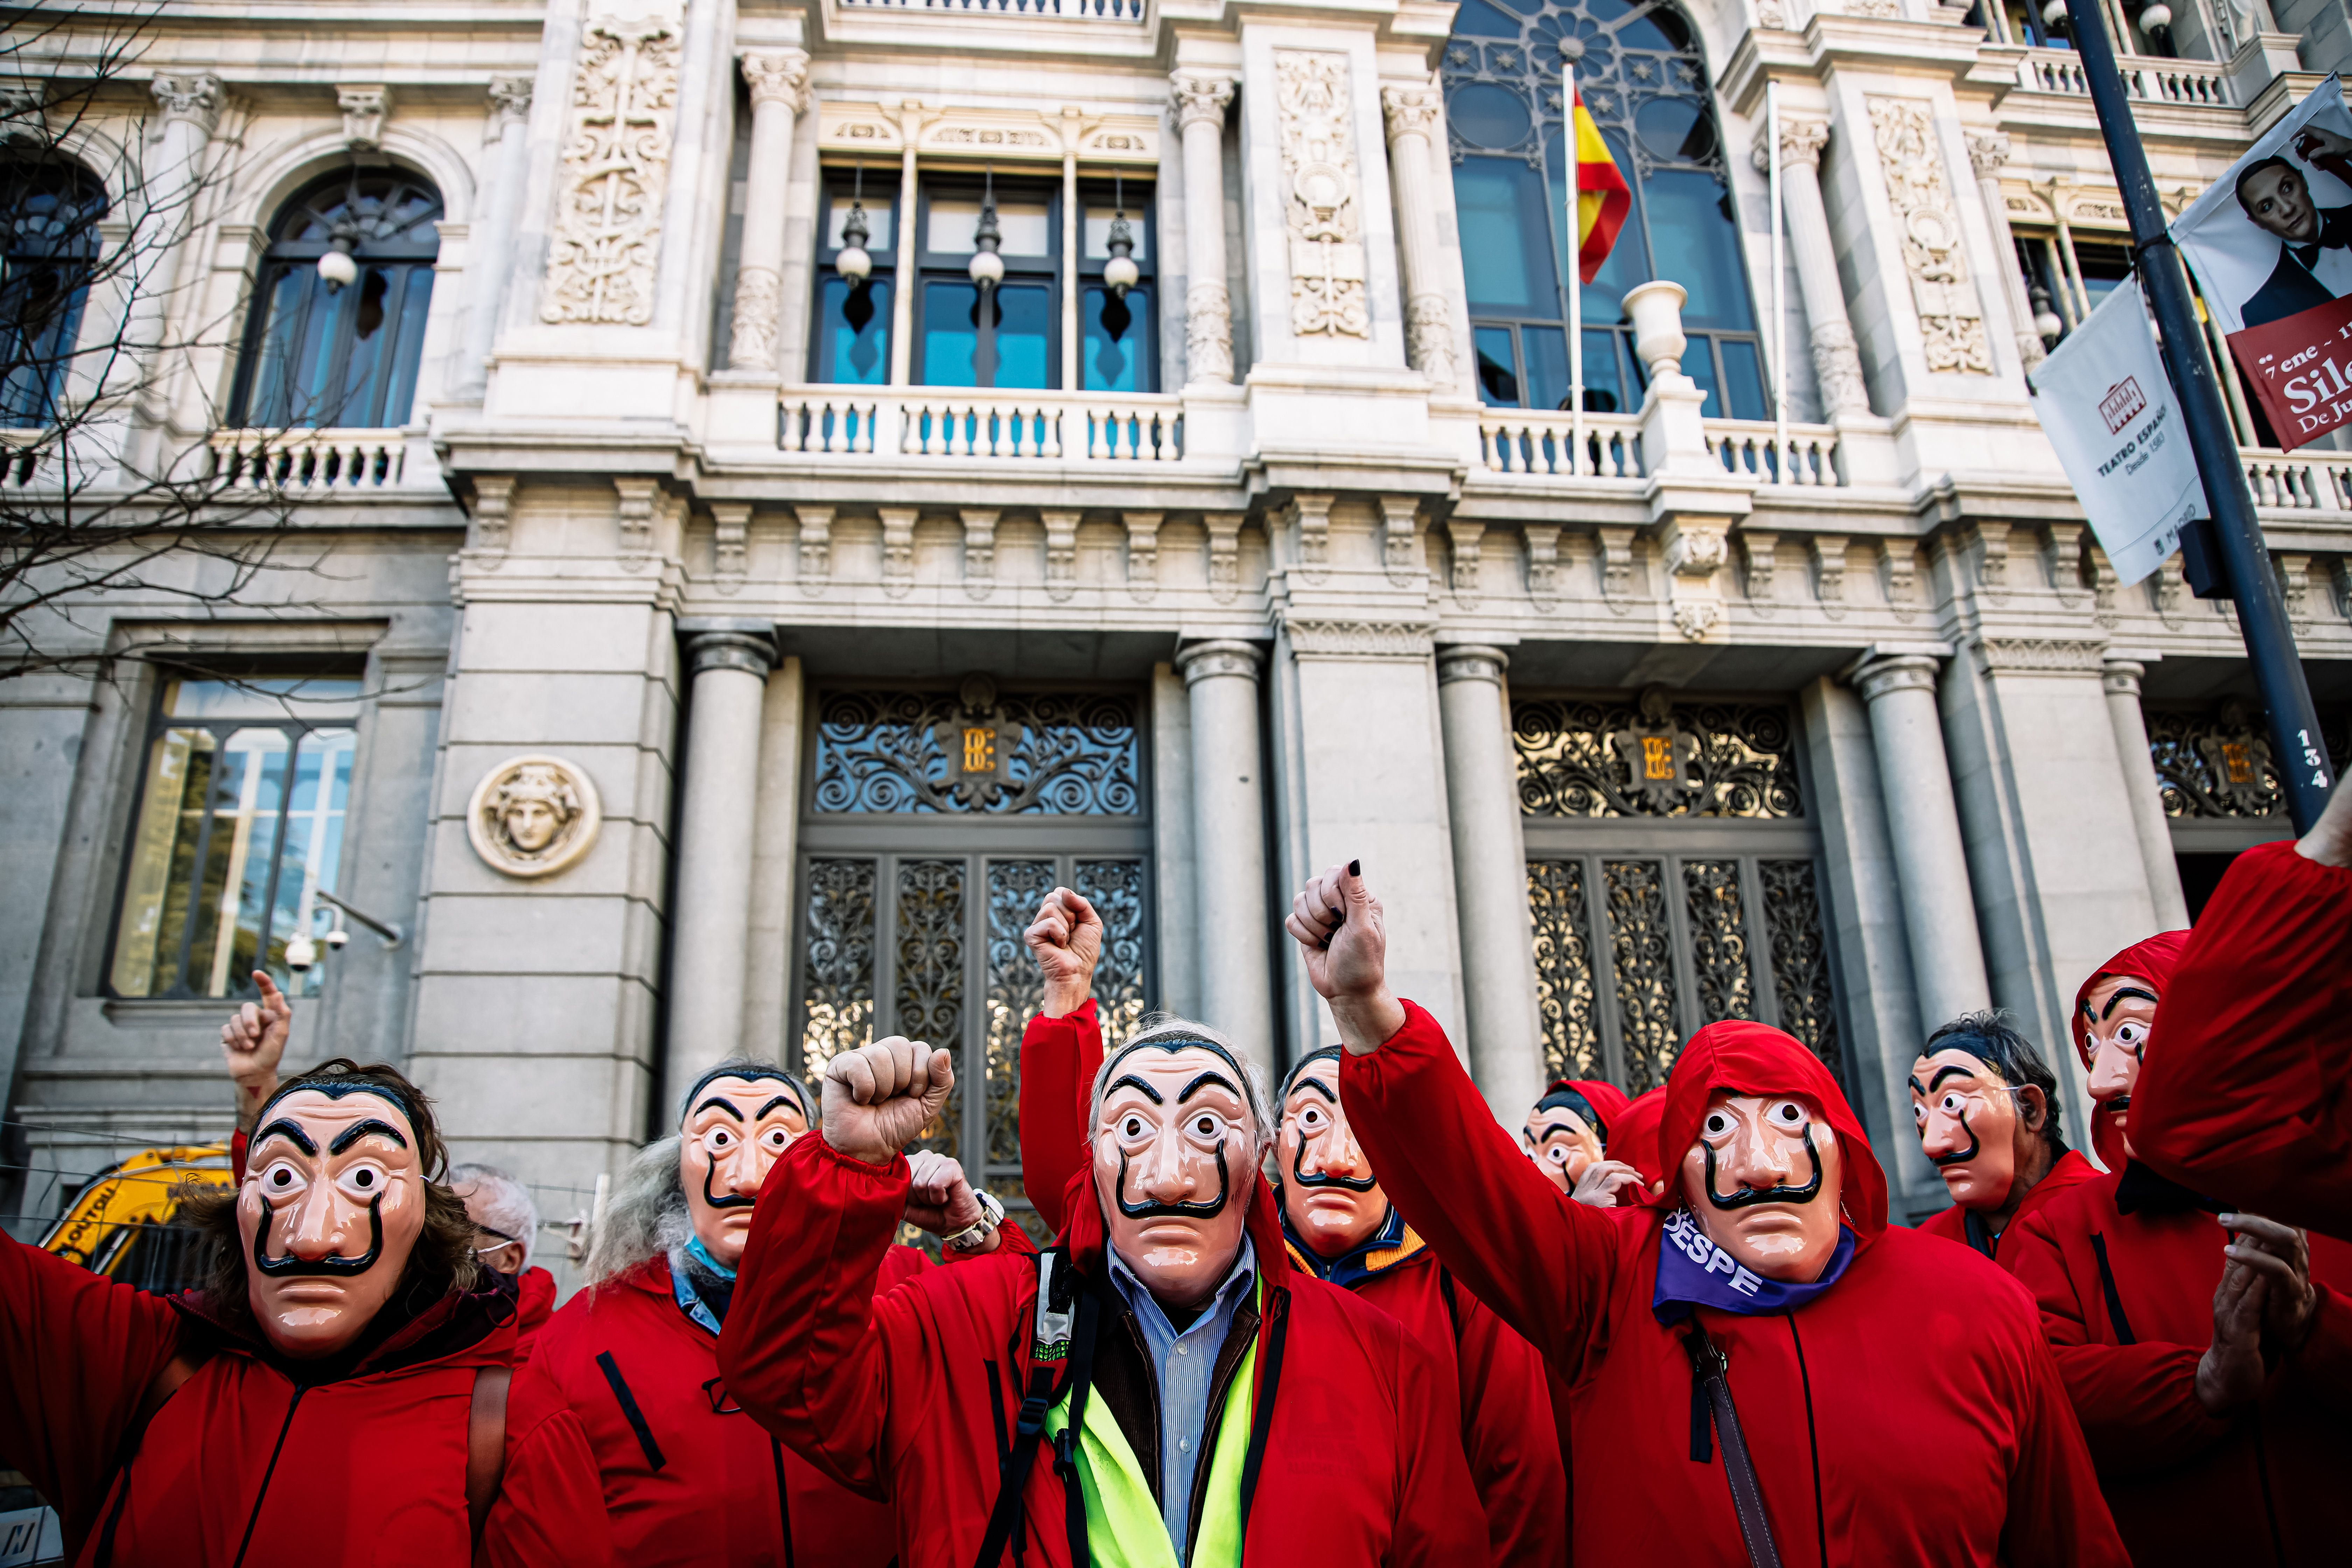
[1565,59,1584,474]
[1768,79,1787,481]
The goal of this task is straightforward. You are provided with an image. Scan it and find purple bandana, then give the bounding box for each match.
[1652,1207,1856,1323]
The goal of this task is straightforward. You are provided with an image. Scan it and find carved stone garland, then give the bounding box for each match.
[543,7,682,326]
[1276,51,1370,340]
[1867,98,1993,376]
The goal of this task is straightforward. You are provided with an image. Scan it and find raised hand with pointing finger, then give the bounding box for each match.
[821,1035,956,1166]
[1286,860,1407,1055]
[221,969,290,1134]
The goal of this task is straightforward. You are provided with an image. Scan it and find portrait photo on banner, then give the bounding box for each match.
[2173,76,2352,450]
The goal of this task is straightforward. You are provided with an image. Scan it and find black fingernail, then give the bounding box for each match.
[1348,859,1360,876]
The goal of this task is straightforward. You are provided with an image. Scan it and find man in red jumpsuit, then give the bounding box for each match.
[717,1006,1482,1567]
[2135,776,2352,1237]
[1299,862,2126,1567]
[1909,1011,2098,1258]
[0,1055,607,1566]
[1012,883,1564,1567]
[1523,1079,1627,1194]
[2000,934,2352,1565]
[509,1057,1014,1567]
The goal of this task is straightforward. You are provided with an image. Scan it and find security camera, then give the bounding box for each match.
[324,927,350,950]
[285,934,318,971]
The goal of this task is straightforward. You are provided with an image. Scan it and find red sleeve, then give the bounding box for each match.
[1451,1290,1569,1568]
[230,1127,249,1184]
[1339,1000,1623,1382]
[718,1134,964,1498]
[1382,1310,1491,1568]
[2291,1284,2352,1401]
[1018,999,1101,1237]
[2136,840,2352,1236]
[1998,1309,2133,1567]
[479,1362,614,1568]
[1999,1211,2231,1474]
[0,1230,185,1553]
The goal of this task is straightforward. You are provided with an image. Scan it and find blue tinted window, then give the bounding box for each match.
[1642,170,1753,331]
[816,276,891,384]
[992,285,1052,389]
[1456,158,1558,316]
[1474,326,1522,406]
[1084,286,1150,392]
[922,281,979,386]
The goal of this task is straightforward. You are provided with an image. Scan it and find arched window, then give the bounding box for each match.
[1444,0,1769,421]
[231,169,442,429]
[1,158,107,428]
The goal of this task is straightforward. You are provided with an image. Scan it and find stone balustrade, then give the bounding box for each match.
[835,0,1148,17]
[1475,410,1645,479]
[210,428,413,490]
[2016,47,2233,106]
[1705,420,1842,487]
[776,387,1182,462]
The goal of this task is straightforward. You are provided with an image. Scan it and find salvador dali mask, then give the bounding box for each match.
[1909,1048,2026,1213]
[1523,1101,1606,1194]
[681,1074,810,1270]
[2080,973,2157,1160]
[1678,1091,1845,1284]
[1093,1042,1255,1311]
[1278,1057,1386,1259]
[239,1088,425,1358]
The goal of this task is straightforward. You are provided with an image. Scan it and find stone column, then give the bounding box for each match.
[1852,653,1990,1041]
[888,104,923,387]
[1435,646,1543,1122]
[730,49,812,371]
[455,77,536,399]
[666,628,778,1107]
[1967,130,2044,373]
[1754,117,1870,418]
[1176,639,1274,1074]
[1380,81,1457,388]
[2101,658,2192,930]
[126,74,224,434]
[1171,72,1237,384]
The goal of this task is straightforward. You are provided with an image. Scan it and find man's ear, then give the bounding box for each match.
[2015,1085,2046,1132]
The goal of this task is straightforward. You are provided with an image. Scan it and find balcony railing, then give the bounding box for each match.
[2016,47,2233,107]
[2240,445,2352,510]
[835,0,1147,18]
[777,387,1182,462]
[209,428,410,490]
[1475,410,1646,479]
[1705,420,1842,487]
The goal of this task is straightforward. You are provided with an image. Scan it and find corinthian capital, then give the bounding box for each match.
[151,73,225,138]
[1170,71,1237,131]
[741,48,812,112]
[489,75,534,131]
[1966,130,2013,181]
[1751,114,1829,173]
[1381,83,1444,145]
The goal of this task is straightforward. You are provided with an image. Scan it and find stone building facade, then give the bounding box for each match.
[4,0,2347,1257]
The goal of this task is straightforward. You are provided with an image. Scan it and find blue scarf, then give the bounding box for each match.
[673,1238,737,1336]
[1651,1207,1856,1323]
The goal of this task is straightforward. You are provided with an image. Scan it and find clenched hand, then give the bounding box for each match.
[822,1035,955,1167]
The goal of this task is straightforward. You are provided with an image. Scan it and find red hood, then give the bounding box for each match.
[517,1265,558,1334]
[1606,1087,1670,1203]
[1655,1021,1889,1244]
[172,1267,518,1381]
[1550,1078,1633,1135]
[2071,931,2190,1170]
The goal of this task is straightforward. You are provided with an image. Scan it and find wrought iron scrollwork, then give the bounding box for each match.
[1076,860,1148,1046]
[895,859,964,1160]
[813,675,1141,815]
[1515,688,1801,819]
[1682,859,1755,1026]
[1603,859,1681,1092]
[1760,860,1840,1074]
[799,858,876,1083]
[1529,859,1601,1081]
[984,860,1055,1180]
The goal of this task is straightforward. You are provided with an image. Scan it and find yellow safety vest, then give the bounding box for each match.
[1042,1283,1260,1568]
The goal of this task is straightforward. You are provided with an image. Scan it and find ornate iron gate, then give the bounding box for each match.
[791,676,1153,1229]
[1518,688,1842,1096]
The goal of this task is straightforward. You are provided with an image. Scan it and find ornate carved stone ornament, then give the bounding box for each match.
[1280,617,1437,660]
[543,3,682,326]
[1607,686,1706,812]
[813,680,1141,814]
[1171,72,1236,131]
[741,49,811,111]
[337,85,392,151]
[1276,51,1370,340]
[489,75,535,132]
[152,73,226,137]
[1186,281,1235,382]
[468,755,603,878]
[813,100,1159,163]
[1867,97,1994,376]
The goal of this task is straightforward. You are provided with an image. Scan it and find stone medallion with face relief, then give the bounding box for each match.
[466,754,602,878]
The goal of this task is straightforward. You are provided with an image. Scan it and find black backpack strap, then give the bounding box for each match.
[970,1248,1095,1568]
[1436,1267,1462,1344]
[1680,1319,1785,1568]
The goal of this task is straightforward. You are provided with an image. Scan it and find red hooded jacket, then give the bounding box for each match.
[2134,840,2352,1237]
[0,1228,607,1567]
[514,1265,557,1364]
[1604,1086,1669,1204]
[1916,1149,2101,1257]
[716,1120,1484,1568]
[2002,1161,2352,1565]
[1022,1004,1566,1566]
[1343,1002,2127,1567]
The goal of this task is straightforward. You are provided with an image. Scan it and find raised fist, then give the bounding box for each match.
[904,1149,987,1236]
[1284,862,1408,1055]
[222,970,291,1132]
[1024,887,1102,1019]
[821,1035,955,1166]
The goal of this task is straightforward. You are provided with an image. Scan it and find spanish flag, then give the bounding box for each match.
[1569,91,1630,283]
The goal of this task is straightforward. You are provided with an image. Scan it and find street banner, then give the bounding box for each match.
[2028,274,2209,586]
[2172,75,2352,450]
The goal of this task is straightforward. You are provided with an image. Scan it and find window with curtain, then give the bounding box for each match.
[108,676,362,1001]
[811,172,897,385]
[1,158,106,428]
[915,176,1058,389]
[229,170,441,430]
[1443,0,1769,422]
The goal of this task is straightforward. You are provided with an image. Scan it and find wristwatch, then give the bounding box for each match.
[942,1188,1006,1252]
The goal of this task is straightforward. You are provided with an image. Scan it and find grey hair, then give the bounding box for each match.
[583,1134,694,1287]
[1085,1014,1276,1159]
[447,1163,540,1267]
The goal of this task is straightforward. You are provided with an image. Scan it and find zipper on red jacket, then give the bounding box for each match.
[1782,1314,1826,1568]
[231,1384,306,1568]
[768,1435,797,1568]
